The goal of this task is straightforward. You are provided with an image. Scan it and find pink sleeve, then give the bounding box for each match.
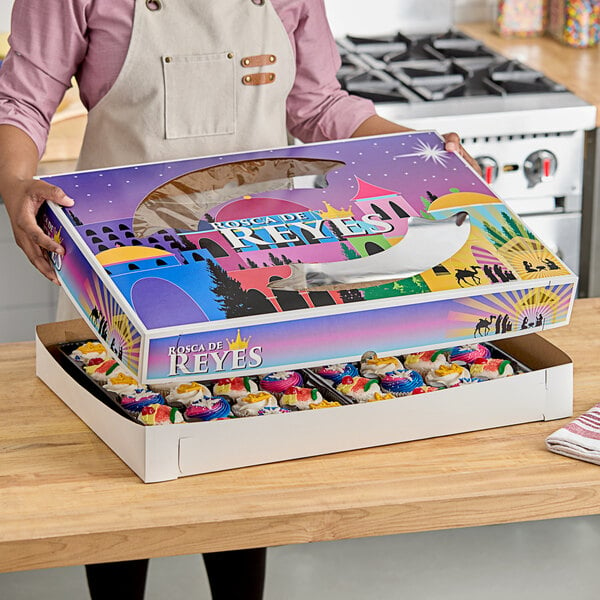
[0,0,89,157]
[285,0,376,143]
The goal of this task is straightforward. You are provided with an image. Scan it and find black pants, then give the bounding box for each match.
[85,548,266,600]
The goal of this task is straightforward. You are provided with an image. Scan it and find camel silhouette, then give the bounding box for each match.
[455,265,481,287]
[474,315,496,336]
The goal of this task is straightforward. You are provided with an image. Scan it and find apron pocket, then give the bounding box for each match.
[163,52,236,139]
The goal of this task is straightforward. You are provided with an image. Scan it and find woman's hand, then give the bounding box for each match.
[442,132,482,176]
[3,178,74,285]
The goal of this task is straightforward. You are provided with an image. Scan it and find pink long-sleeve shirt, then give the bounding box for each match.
[0,0,376,159]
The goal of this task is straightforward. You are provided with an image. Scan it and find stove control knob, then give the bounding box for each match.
[475,156,498,185]
[523,150,557,188]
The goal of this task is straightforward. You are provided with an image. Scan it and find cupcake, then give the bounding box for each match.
[312,363,358,385]
[85,359,125,384]
[449,344,491,365]
[425,363,471,389]
[309,399,343,409]
[469,358,514,380]
[213,376,258,401]
[280,386,323,410]
[257,405,292,416]
[231,391,277,417]
[166,382,211,407]
[403,350,448,376]
[410,385,439,395]
[380,369,424,396]
[367,392,395,403]
[103,372,144,396]
[336,376,383,403]
[360,354,403,378]
[121,390,165,413]
[70,341,107,364]
[259,371,303,396]
[184,396,231,422]
[138,404,184,426]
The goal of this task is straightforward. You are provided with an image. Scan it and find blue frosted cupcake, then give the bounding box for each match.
[121,390,165,413]
[380,369,424,396]
[312,363,358,385]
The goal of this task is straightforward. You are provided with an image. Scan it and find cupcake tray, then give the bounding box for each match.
[36,320,573,483]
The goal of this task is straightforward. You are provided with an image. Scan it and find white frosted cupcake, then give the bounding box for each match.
[336,376,384,403]
[360,354,403,378]
[231,391,277,417]
[404,350,448,376]
[280,386,323,410]
[166,382,211,407]
[425,363,471,388]
[70,341,107,365]
[103,372,144,396]
[469,358,514,380]
[213,376,258,401]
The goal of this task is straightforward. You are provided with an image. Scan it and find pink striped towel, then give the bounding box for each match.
[546,403,600,466]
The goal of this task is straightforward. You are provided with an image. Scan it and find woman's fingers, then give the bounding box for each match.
[442,132,482,176]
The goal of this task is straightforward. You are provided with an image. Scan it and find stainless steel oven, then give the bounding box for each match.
[325,0,596,279]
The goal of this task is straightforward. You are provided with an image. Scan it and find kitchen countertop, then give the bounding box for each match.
[1,298,599,573]
[459,22,600,128]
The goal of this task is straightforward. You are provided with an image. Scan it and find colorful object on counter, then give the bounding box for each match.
[231,391,277,417]
[496,0,546,37]
[166,381,211,406]
[213,376,258,401]
[548,0,600,47]
[103,372,143,395]
[84,358,123,383]
[184,396,231,421]
[312,363,359,385]
[469,358,514,380]
[360,352,403,378]
[425,363,472,388]
[259,371,303,396]
[380,369,425,396]
[138,403,184,425]
[309,398,343,409]
[121,390,165,413]
[403,350,448,376]
[70,341,107,364]
[336,376,383,403]
[449,343,492,365]
[280,386,323,410]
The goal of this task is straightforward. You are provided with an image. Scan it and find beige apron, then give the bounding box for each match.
[57,0,295,320]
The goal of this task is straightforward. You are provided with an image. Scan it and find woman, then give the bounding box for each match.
[0,1,477,598]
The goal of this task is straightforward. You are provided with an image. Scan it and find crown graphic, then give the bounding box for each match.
[319,201,353,219]
[53,228,63,244]
[227,330,250,350]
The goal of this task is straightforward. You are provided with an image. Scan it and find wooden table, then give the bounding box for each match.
[1,299,600,573]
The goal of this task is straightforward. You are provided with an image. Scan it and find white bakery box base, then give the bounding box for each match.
[36,320,573,483]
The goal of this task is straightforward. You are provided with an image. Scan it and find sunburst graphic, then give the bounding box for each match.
[393,139,448,167]
[498,238,570,279]
[445,284,574,339]
[80,277,142,374]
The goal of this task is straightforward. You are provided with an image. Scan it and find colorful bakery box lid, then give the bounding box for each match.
[40,131,576,384]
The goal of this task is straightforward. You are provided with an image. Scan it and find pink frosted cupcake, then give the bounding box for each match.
[360,354,403,378]
[469,358,514,380]
[213,376,258,401]
[231,391,277,417]
[336,376,383,403]
[449,344,491,365]
[425,363,471,389]
[138,404,184,426]
[166,382,211,407]
[280,386,323,410]
[312,363,358,385]
[403,350,448,376]
[184,396,231,421]
[259,371,303,396]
